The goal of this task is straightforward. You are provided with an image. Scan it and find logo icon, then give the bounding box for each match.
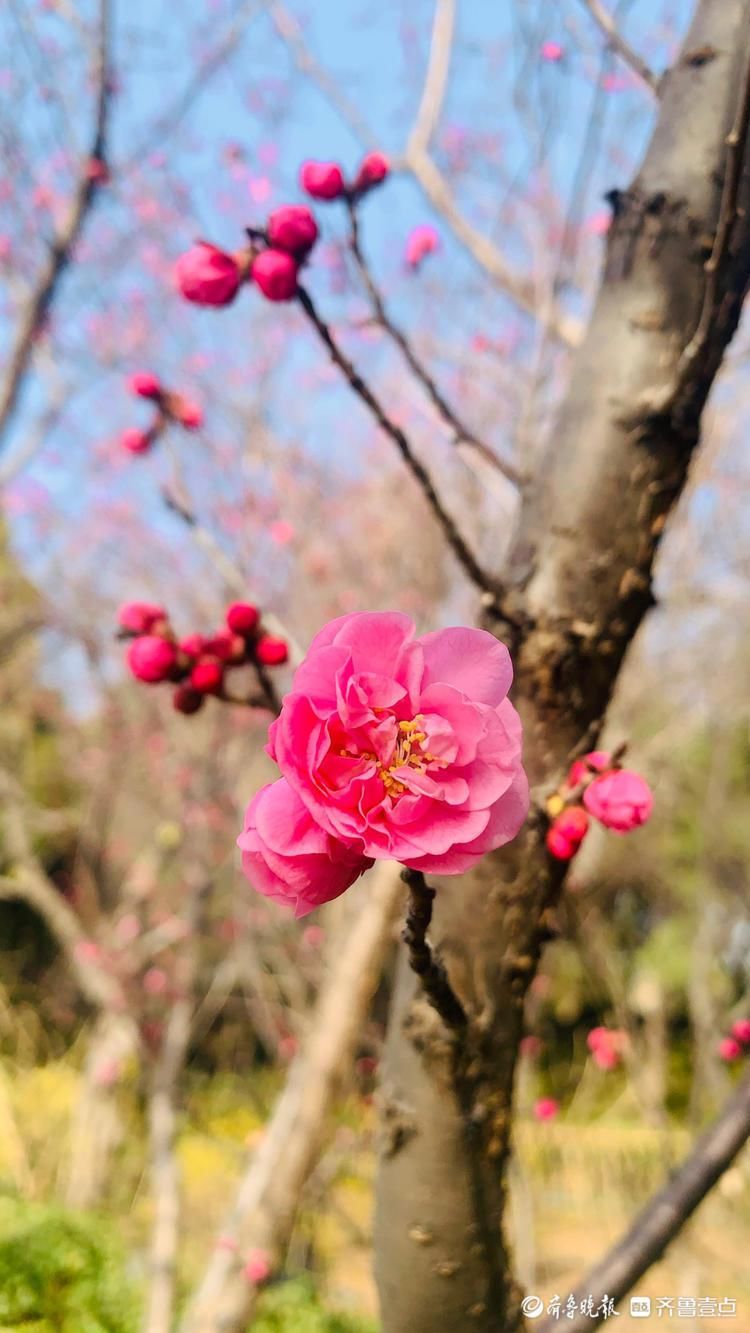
[521,1296,545,1319]
[630,1296,651,1318]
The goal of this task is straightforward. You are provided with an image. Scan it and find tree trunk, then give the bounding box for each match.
[374,4,750,1330]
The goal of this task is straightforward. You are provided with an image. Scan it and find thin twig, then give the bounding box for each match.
[296,284,500,597]
[0,0,112,449]
[401,868,467,1031]
[402,148,583,348]
[539,1069,750,1331]
[267,1,377,149]
[346,203,523,487]
[160,435,303,669]
[578,0,660,95]
[680,51,750,370]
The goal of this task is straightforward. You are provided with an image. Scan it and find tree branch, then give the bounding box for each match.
[0,0,112,449]
[578,0,660,95]
[540,1070,750,1331]
[401,869,467,1031]
[346,202,524,487]
[408,0,456,156]
[680,48,750,370]
[296,283,500,597]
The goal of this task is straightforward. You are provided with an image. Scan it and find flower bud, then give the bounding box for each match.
[173,684,204,714]
[405,224,439,270]
[732,1019,750,1044]
[121,426,153,455]
[226,602,260,636]
[567,749,611,789]
[534,1097,559,1122]
[190,658,224,694]
[299,160,345,200]
[255,635,289,666]
[251,249,299,302]
[127,635,178,683]
[170,395,203,430]
[583,769,653,833]
[354,151,389,193]
[128,371,162,399]
[267,204,318,257]
[545,806,588,860]
[719,1036,742,1063]
[118,602,167,635]
[175,241,242,306]
[205,629,246,663]
[242,1248,272,1285]
[179,634,205,658]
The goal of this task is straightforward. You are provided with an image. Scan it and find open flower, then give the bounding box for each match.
[238,779,373,917]
[254,611,528,879]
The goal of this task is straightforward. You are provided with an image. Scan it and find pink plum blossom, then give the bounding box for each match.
[583,770,653,832]
[534,1097,559,1121]
[250,612,528,884]
[540,41,564,62]
[242,1248,272,1284]
[719,1036,742,1063]
[238,779,373,917]
[732,1019,750,1044]
[405,224,440,270]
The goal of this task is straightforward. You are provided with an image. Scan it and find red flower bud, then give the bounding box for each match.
[583,769,653,833]
[175,242,242,306]
[732,1019,750,1044]
[118,602,167,635]
[205,629,246,663]
[299,160,346,200]
[719,1036,743,1063]
[179,634,205,658]
[545,825,577,860]
[567,750,611,789]
[226,602,260,636]
[190,658,225,694]
[545,806,588,860]
[173,684,204,714]
[128,372,162,399]
[354,151,389,192]
[267,205,318,257]
[86,156,110,184]
[255,635,288,666]
[121,426,153,455]
[127,635,178,683]
[555,806,589,844]
[170,395,203,430]
[251,249,299,302]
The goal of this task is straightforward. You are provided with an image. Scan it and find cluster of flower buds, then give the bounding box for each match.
[121,372,203,455]
[586,1025,627,1071]
[175,200,320,308]
[299,150,389,203]
[545,749,654,861]
[117,600,288,713]
[174,150,390,310]
[718,1018,750,1063]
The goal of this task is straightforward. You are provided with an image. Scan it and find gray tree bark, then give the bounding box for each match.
[374,4,750,1330]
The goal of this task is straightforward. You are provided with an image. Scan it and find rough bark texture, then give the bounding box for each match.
[374,4,750,1331]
